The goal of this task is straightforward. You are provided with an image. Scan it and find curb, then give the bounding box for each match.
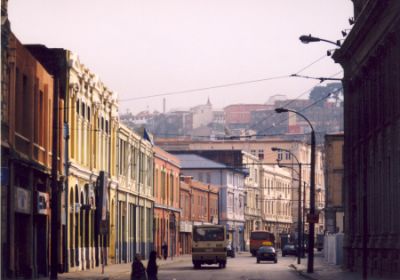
[289,264,320,280]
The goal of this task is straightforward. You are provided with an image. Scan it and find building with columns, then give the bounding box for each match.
[26,45,120,272]
[333,1,400,277]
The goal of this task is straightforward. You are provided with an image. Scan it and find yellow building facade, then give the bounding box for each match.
[65,52,119,271]
[115,124,154,263]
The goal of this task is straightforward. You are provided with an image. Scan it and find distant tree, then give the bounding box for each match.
[309,82,342,106]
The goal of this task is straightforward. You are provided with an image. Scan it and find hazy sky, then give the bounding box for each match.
[9,0,353,114]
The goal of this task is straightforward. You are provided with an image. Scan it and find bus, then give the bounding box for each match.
[192,225,227,269]
[250,231,275,256]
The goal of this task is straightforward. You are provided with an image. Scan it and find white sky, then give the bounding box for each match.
[9,0,353,114]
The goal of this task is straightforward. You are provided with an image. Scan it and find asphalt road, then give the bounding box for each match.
[157,252,304,280]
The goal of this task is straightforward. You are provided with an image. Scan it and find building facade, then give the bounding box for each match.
[241,152,262,251]
[153,146,181,259]
[179,176,219,255]
[324,133,344,234]
[115,124,154,263]
[1,33,64,279]
[175,154,246,252]
[260,165,292,248]
[333,0,400,277]
[156,139,326,239]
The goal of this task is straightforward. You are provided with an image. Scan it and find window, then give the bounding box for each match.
[278,151,283,161]
[285,152,291,160]
[82,102,86,117]
[258,149,264,160]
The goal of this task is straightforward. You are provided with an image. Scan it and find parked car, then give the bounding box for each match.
[256,246,277,263]
[226,241,235,258]
[282,244,297,257]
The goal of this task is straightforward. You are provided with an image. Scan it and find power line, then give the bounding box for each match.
[258,86,343,135]
[119,75,289,102]
[118,54,330,102]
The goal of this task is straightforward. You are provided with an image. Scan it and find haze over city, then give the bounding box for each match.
[9,0,352,114]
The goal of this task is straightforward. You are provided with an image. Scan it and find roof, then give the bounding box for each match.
[174,154,228,169]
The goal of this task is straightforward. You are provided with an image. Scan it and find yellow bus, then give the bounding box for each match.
[192,225,227,269]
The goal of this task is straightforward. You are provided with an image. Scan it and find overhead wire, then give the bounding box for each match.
[118,54,329,102]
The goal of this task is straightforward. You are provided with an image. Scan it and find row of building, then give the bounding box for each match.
[0,23,326,280]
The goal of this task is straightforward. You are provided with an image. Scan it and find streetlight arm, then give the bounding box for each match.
[285,109,315,133]
[299,34,340,47]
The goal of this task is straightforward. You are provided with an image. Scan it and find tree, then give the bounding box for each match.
[309,82,342,106]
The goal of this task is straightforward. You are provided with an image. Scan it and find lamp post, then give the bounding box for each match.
[275,107,316,273]
[271,147,302,265]
[299,34,341,47]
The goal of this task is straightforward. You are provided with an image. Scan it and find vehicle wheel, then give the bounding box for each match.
[232,253,235,258]
[257,259,260,264]
[274,259,278,263]
[282,253,285,257]
[222,261,227,268]
[194,262,201,269]
[219,262,223,268]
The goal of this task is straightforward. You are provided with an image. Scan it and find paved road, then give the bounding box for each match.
[114,252,304,280]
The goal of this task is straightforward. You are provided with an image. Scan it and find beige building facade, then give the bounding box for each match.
[324,133,344,234]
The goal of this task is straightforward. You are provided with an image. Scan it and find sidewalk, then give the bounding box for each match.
[289,252,393,280]
[55,255,192,280]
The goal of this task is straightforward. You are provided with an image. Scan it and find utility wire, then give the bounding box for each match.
[258,86,343,135]
[118,54,329,102]
[119,75,289,102]
[247,70,342,131]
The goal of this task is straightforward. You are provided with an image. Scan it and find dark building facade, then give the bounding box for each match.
[333,1,400,278]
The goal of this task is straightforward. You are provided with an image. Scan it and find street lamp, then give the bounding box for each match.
[275,107,316,273]
[299,34,341,47]
[271,147,303,265]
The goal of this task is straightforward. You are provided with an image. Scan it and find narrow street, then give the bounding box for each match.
[112,252,304,280]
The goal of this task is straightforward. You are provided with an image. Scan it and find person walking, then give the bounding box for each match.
[162,241,168,260]
[146,251,158,280]
[131,254,147,280]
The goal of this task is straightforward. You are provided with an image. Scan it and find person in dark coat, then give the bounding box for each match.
[162,241,168,260]
[131,254,147,280]
[146,251,158,280]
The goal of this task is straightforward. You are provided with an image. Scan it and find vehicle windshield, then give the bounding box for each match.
[193,227,224,242]
[259,246,275,252]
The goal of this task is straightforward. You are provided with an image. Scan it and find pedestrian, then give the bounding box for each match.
[146,250,158,280]
[131,254,147,280]
[162,241,168,260]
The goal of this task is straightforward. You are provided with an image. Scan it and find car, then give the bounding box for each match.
[226,242,235,258]
[282,244,297,257]
[256,246,277,263]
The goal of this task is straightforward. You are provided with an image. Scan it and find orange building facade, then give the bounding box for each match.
[153,146,181,258]
[1,33,64,279]
[179,176,219,254]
